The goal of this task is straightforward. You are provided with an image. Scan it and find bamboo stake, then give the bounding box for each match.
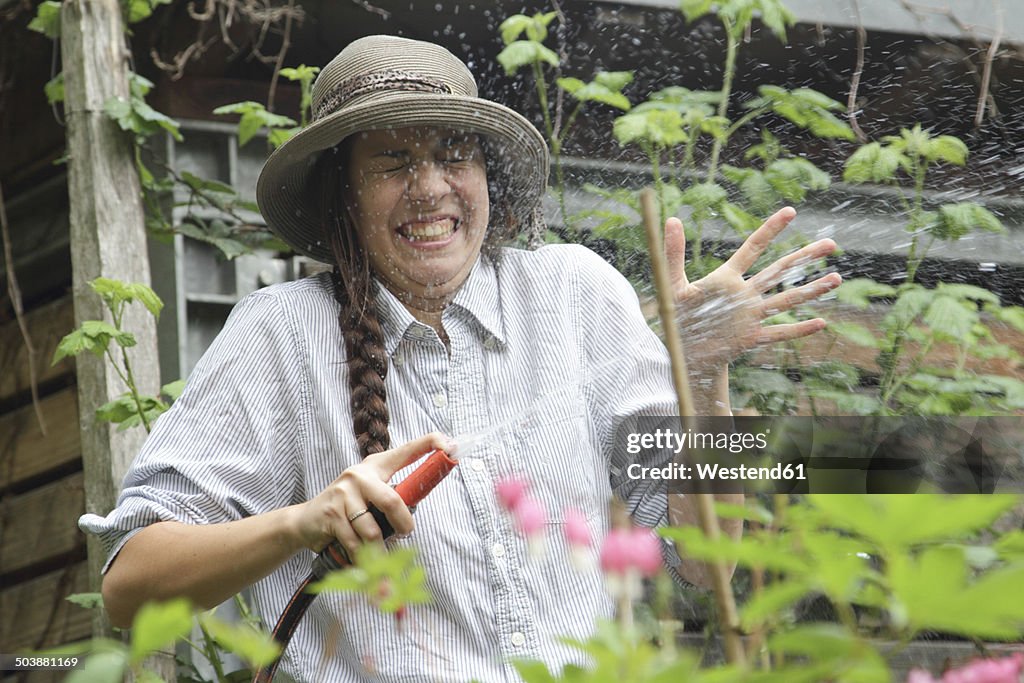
[639,188,745,666]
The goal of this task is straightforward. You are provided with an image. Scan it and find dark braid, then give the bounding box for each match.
[317,148,391,458]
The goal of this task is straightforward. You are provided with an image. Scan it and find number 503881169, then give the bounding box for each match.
[2,655,81,670]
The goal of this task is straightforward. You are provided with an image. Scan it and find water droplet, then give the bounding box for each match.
[979,262,997,272]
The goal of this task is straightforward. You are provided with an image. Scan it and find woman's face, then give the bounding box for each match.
[345,127,490,305]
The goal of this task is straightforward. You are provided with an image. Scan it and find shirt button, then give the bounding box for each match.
[393,354,403,367]
[433,393,447,408]
[510,632,526,647]
[483,336,497,350]
[492,543,505,558]
[470,458,484,472]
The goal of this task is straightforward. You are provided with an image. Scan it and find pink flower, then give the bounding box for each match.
[599,529,633,575]
[906,654,1024,683]
[600,527,662,578]
[942,654,1024,683]
[564,509,592,548]
[631,529,663,578]
[513,496,547,536]
[495,477,529,512]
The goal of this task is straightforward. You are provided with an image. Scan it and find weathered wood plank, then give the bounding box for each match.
[0,387,80,490]
[0,296,75,404]
[61,1,164,664]
[0,563,91,653]
[0,472,86,576]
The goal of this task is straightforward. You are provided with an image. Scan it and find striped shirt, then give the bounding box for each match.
[80,244,686,682]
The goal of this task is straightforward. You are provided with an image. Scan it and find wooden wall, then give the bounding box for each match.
[0,296,91,681]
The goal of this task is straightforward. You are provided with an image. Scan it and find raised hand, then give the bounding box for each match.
[664,207,842,373]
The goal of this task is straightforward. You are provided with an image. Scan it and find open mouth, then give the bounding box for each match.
[397,217,459,243]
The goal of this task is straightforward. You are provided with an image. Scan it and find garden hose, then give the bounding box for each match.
[252,449,458,683]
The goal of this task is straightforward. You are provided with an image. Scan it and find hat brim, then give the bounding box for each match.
[256,92,549,263]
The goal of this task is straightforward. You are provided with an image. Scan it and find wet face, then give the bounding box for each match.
[345,127,489,307]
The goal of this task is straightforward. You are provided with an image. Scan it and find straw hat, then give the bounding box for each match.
[256,35,550,263]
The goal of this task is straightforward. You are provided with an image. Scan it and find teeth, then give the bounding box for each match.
[402,218,456,241]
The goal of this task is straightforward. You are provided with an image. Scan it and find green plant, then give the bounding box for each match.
[29,0,288,261]
[52,278,181,432]
[43,596,280,683]
[514,494,1024,682]
[826,125,1024,416]
[497,10,634,239]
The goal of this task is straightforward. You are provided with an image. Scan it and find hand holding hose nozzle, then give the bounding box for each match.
[254,448,458,683]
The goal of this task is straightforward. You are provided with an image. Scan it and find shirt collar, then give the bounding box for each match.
[372,254,506,358]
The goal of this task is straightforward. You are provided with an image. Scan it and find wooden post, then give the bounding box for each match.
[60,0,170,676]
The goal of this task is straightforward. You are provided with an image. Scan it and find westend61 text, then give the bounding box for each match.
[627,462,807,482]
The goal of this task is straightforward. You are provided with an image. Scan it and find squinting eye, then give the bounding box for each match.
[441,147,477,163]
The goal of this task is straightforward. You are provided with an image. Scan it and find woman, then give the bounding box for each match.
[81,36,841,681]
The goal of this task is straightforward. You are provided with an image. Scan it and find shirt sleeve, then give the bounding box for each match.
[78,290,309,571]
[569,245,695,588]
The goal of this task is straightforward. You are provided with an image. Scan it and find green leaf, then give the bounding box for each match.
[130,283,164,320]
[52,329,88,365]
[65,650,128,683]
[720,201,763,235]
[499,14,533,45]
[679,0,715,23]
[496,41,559,75]
[130,599,193,663]
[595,70,633,92]
[755,86,854,140]
[237,112,263,148]
[883,285,934,328]
[764,158,830,203]
[994,530,1024,561]
[613,109,687,148]
[808,495,1020,549]
[714,501,773,524]
[925,135,968,165]
[932,203,1005,241]
[67,592,104,609]
[834,278,896,308]
[28,1,62,39]
[126,0,172,23]
[180,170,235,196]
[721,166,778,216]
[924,295,977,341]
[557,74,632,110]
[812,390,881,415]
[990,305,1024,333]
[828,321,878,348]
[512,659,559,683]
[44,72,64,105]
[268,126,299,149]
[199,614,282,668]
[936,283,999,305]
[890,546,1024,639]
[680,182,727,210]
[740,581,808,630]
[162,379,186,402]
[214,102,296,147]
[757,0,797,42]
[843,143,905,184]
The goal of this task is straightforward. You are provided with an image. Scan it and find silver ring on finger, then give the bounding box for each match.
[347,507,370,523]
